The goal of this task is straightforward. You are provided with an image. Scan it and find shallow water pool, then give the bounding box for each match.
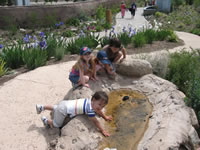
[99,89,152,150]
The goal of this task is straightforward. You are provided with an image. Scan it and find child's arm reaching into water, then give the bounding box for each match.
[95,109,112,121]
[88,117,110,137]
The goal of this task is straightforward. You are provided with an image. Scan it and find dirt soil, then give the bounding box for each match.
[0,40,184,86]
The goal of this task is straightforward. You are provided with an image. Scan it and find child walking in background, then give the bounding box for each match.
[36,91,112,137]
[120,1,126,18]
[69,47,97,89]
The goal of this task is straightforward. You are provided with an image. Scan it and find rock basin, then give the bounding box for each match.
[99,89,152,150]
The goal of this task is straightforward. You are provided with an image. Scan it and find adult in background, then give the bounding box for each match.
[130,1,137,19]
[120,1,126,18]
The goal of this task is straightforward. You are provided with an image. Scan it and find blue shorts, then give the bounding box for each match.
[69,75,79,84]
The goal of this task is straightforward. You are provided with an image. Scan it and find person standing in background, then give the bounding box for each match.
[120,1,126,18]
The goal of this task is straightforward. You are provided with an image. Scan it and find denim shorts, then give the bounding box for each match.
[69,75,80,84]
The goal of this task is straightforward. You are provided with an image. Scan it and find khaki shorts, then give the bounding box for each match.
[52,103,71,128]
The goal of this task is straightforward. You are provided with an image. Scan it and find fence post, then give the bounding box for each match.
[106,9,112,24]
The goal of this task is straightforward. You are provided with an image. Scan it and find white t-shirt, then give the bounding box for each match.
[57,98,95,118]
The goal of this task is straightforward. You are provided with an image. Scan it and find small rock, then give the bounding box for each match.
[132,81,138,84]
[49,140,57,148]
[72,139,77,144]
[19,28,26,32]
[60,144,65,149]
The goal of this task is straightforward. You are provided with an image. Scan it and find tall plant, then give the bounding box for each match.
[1,42,24,69]
[23,47,47,70]
[0,57,7,77]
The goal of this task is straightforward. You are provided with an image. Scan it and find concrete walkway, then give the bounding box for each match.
[0,9,200,150]
[115,8,149,31]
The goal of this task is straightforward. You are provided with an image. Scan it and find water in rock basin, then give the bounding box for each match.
[99,89,152,150]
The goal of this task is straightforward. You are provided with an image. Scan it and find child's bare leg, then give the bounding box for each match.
[44,105,53,111]
[47,119,54,128]
[36,104,54,114]
[83,76,90,88]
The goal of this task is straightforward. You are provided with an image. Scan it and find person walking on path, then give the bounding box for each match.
[120,1,126,18]
[130,1,137,19]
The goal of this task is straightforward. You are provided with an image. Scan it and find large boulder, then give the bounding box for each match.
[116,56,153,77]
[134,74,200,150]
[50,74,200,150]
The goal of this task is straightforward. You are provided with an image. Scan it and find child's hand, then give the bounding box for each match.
[94,76,99,81]
[102,130,110,137]
[83,83,90,88]
[119,58,125,63]
[105,115,112,121]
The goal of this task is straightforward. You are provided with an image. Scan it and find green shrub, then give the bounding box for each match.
[95,25,103,32]
[65,32,99,54]
[144,29,156,44]
[43,14,57,27]
[155,30,171,41]
[167,30,178,42]
[66,18,80,27]
[96,5,106,20]
[1,43,24,69]
[191,28,200,36]
[23,48,47,70]
[103,22,112,30]
[45,36,57,59]
[55,47,65,61]
[166,50,200,94]
[0,57,8,77]
[78,13,91,22]
[132,32,146,48]
[185,74,200,121]
[3,16,18,35]
[62,30,74,37]
[117,32,132,48]
[196,19,200,28]
[155,12,166,18]
[99,36,110,48]
[177,22,185,30]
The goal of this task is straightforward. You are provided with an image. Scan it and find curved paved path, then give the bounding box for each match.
[0,9,200,150]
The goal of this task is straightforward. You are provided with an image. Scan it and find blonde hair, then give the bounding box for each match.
[72,55,95,74]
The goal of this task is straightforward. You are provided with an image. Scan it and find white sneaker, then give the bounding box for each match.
[41,116,49,128]
[36,104,43,114]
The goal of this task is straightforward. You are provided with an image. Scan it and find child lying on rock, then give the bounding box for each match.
[36,91,112,137]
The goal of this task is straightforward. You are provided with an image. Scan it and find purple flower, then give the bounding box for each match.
[122,26,126,33]
[87,26,90,31]
[129,27,132,33]
[39,39,47,49]
[79,30,86,38]
[39,32,45,38]
[56,21,64,27]
[23,34,29,43]
[129,29,136,37]
[111,26,115,32]
[33,35,38,41]
[56,23,60,27]
[0,44,3,49]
